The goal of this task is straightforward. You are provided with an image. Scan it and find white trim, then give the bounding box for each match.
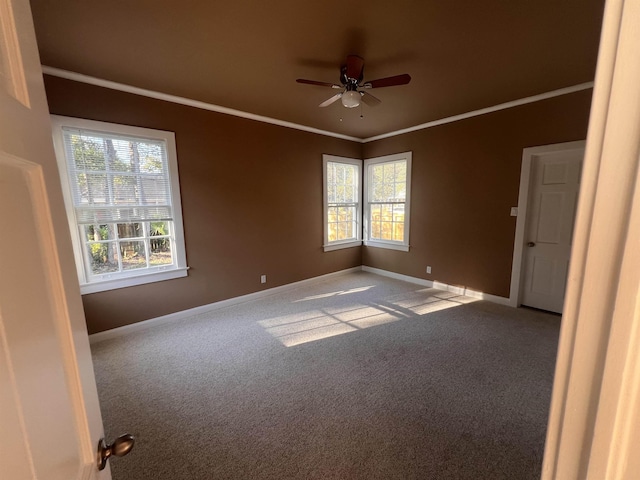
[542,0,640,476]
[80,267,188,294]
[322,155,363,250]
[363,241,409,252]
[323,240,362,252]
[50,115,189,294]
[42,66,593,144]
[363,152,412,251]
[362,266,511,306]
[362,83,595,143]
[508,140,586,308]
[89,265,514,343]
[88,267,362,343]
[41,66,361,143]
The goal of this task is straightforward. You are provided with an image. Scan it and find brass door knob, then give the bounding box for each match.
[527,242,536,247]
[97,433,135,470]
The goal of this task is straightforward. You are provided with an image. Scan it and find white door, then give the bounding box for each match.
[0,0,111,479]
[520,147,584,313]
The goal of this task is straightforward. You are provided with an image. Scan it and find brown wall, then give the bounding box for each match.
[362,90,592,298]
[45,76,592,333]
[44,76,362,334]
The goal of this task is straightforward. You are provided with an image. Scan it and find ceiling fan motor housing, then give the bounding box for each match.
[340,65,363,87]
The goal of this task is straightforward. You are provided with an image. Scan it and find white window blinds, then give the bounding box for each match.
[61,127,174,225]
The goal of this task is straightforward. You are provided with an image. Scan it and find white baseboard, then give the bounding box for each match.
[89,265,511,344]
[361,266,511,306]
[89,267,361,344]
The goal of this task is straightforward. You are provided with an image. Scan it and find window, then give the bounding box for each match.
[323,155,362,251]
[364,152,412,251]
[51,116,188,294]
[322,152,411,253]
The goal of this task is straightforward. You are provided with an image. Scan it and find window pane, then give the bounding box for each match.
[113,175,137,204]
[141,176,169,204]
[78,173,108,205]
[395,162,406,182]
[338,222,350,240]
[327,184,336,203]
[150,238,173,266]
[140,149,164,173]
[369,203,406,242]
[83,224,116,242]
[344,165,353,184]
[371,204,392,240]
[393,202,405,241]
[327,204,357,243]
[120,241,147,270]
[383,183,395,201]
[371,160,407,202]
[344,183,355,203]
[118,223,143,239]
[337,206,348,222]
[326,163,335,185]
[327,206,338,242]
[393,223,405,241]
[393,204,405,219]
[71,137,105,171]
[328,161,358,204]
[149,221,171,236]
[373,183,384,201]
[86,242,119,275]
[383,163,395,179]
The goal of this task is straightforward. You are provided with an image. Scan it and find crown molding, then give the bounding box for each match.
[41,66,362,143]
[362,82,595,143]
[42,66,593,144]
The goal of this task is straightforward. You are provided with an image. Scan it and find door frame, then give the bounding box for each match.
[542,0,640,475]
[509,140,586,308]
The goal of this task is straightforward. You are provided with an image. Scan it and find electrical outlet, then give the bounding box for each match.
[426,266,432,274]
[260,274,267,284]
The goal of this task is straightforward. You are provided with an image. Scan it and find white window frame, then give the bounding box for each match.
[322,155,363,252]
[50,115,188,294]
[363,152,412,252]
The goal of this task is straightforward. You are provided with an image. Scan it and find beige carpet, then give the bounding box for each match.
[91,271,560,479]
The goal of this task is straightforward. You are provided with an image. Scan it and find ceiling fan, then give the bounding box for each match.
[296,55,411,109]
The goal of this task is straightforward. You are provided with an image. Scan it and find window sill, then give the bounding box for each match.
[80,267,189,295]
[364,241,410,252]
[323,240,363,252]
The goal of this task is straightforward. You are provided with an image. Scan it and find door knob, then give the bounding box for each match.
[527,241,536,247]
[97,433,135,470]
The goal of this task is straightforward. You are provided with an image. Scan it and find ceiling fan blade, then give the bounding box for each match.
[360,91,381,107]
[363,74,411,89]
[296,79,342,89]
[346,55,364,81]
[319,93,343,107]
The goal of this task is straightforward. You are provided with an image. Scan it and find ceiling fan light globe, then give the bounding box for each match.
[341,91,360,108]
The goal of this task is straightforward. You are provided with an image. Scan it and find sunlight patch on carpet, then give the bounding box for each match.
[293,285,376,302]
[260,288,476,347]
